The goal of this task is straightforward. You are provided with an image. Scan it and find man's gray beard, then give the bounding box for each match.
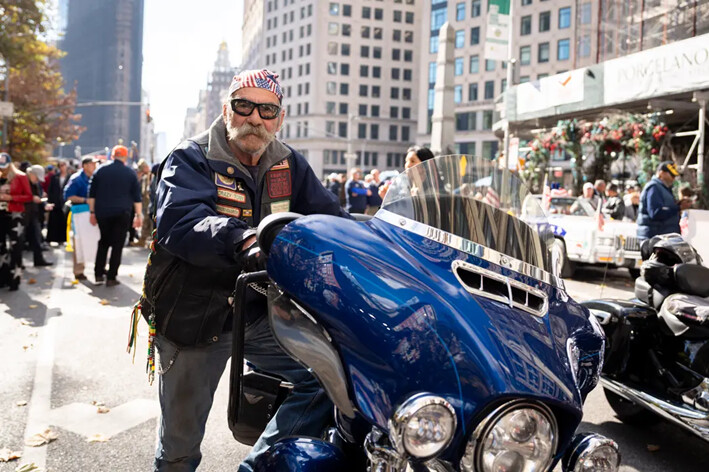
[226,122,275,153]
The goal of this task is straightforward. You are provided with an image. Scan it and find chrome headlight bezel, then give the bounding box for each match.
[388,393,457,460]
[461,400,559,472]
[562,433,621,472]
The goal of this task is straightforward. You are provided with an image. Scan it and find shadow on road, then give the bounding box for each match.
[581,418,709,471]
[77,279,141,308]
[0,288,51,327]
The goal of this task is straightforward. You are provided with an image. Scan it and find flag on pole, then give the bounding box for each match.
[485,0,511,61]
[542,175,551,212]
[483,186,501,208]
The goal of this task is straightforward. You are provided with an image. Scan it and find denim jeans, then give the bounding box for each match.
[153,315,332,472]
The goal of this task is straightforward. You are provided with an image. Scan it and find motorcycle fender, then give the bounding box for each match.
[581,299,656,377]
[254,437,350,472]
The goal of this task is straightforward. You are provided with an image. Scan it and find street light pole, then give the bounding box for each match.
[345,113,359,170]
[502,1,515,173]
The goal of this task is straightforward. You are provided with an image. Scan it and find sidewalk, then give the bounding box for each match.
[0,245,248,471]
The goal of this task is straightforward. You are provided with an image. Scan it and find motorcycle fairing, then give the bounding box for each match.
[267,213,603,459]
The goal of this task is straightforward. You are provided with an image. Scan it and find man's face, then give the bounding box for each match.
[608,189,618,197]
[84,162,97,177]
[659,170,675,186]
[59,162,67,174]
[596,182,606,193]
[28,172,38,183]
[222,87,284,156]
[583,187,594,198]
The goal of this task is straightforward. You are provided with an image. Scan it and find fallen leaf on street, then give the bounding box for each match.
[28,305,38,309]
[86,434,109,443]
[129,274,133,277]
[19,319,30,326]
[0,448,22,462]
[16,400,27,407]
[647,444,661,452]
[97,406,110,414]
[24,429,58,447]
[27,278,37,285]
[70,279,79,285]
[28,331,37,337]
[91,400,105,407]
[99,299,110,305]
[14,463,41,472]
[22,344,33,351]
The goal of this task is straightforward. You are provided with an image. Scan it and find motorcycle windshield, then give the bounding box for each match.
[378,155,554,274]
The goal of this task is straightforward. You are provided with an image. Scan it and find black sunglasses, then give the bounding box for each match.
[230,99,281,120]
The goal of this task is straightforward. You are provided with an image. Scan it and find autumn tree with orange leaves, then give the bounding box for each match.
[1,0,83,162]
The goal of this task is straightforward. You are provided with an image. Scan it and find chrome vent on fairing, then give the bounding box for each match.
[452,260,549,317]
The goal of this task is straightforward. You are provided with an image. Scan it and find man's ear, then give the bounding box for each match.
[222,103,229,124]
[276,109,286,132]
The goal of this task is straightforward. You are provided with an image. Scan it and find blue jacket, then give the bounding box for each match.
[144,118,350,346]
[345,179,368,213]
[637,177,680,239]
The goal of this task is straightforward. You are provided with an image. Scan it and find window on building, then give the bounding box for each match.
[338,122,348,138]
[390,106,399,118]
[538,42,549,62]
[392,68,401,80]
[482,140,498,159]
[484,80,494,99]
[456,2,465,21]
[519,75,530,83]
[539,11,550,32]
[501,78,507,92]
[559,7,571,29]
[403,69,412,81]
[428,88,435,110]
[393,29,402,42]
[326,82,337,95]
[557,38,570,60]
[455,30,465,48]
[370,124,379,140]
[456,112,477,131]
[362,6,371,19]
[326,121,335,136]
[361,45,369,57]
[401,126,410,142]
[374,8,383,20]
[361,26,370,38]
[404,31,413,43]
[520,46,531,65]
[339,103,348,114]
[372,85,381,98]
[470,26,480,45]
[521,15,532,35]
[393,48,401,60]
[327,62,337,74]
[430,35,439,54]
[391,87,400,99]
[359,84,368,96]
[579,2,592,25]
[471,0,481,17]
[359,104,367,116]
[360,65,369,77]
[402,107,411,119]
[537,73,549,79]
[372,66,381,78]
[470,54,479,73]
[342,24,351,36]
[428,61,437,83]
[328,23,339,35]
[482,111,493,130]
[326,101,336,114]
[455,57,464,75]
[404,50,413,62]
[405,12,414,23]
[454,85,463,104]
[371,105,380,117]
[343,4,351,16]
[577,34,591,57]
[485,59,495,71]
[389,125,398,141]
[521,0,532,5]
[469,82,478,101]
[431,9,447,31]
[374,28,383,39]
[394,10,402,22]
[340,83,349,95]
[358,123,367,139]
[341,43,350,55]
[373,47,382,58]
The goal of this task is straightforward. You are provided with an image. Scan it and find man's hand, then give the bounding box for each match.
[133,213,143,229]
[241,235,257,251]
[33,195,41,204]
[679,198,693,211]
[0,194,10,201]
[90,214,97,226]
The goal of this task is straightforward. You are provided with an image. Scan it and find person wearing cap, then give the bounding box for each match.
[141,69,349,472]
[637,161,692,240]
[64,156,100,280]
[25,165,54,267]
[87,144,142,286]
[0,152,35,290]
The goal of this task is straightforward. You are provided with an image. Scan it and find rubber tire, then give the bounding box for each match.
[628,268,641,279]
[604,388,660,427]
[552,238,575,278]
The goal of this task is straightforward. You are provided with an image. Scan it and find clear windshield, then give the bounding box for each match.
[523,196,594,218]
[378,155,553,273]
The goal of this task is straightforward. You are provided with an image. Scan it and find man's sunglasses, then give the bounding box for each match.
[230,99,281,120]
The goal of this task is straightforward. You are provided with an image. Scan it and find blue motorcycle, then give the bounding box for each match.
[228,155,619,472]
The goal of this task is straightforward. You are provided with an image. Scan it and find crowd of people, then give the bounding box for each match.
[0,147,158,291]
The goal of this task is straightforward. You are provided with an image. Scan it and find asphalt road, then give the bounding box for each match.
[1,250,708,471]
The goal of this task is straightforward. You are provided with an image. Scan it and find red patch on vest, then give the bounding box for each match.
[267,169,292,199]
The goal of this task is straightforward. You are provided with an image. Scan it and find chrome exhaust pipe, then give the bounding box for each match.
[602,377,709,441]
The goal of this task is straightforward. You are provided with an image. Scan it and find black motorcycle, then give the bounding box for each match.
[582,233,709,440]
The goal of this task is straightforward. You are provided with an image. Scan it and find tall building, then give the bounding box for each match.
[60,0,144,154]
[206,42,239,125]
[242,0,422,178]
[183,89,208,140]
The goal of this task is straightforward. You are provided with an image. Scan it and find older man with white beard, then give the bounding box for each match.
[137,69,349,472]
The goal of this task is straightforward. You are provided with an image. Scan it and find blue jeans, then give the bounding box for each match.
[153,315,332,471]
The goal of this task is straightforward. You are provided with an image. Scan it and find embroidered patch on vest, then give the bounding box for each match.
[243,209,253,217]
[215,174,237,190]
[216,204,241,218]
[267,169,292,199]
[271,158,290,170]
[217,188,246,203]
[271,201,290,214]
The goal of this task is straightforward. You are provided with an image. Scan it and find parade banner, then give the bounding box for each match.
[484,0,510,61]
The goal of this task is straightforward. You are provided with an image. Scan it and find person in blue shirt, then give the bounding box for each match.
[345,167,370,213]
[140,69,350,472]
[64,156,99,280]
[88,145,142,286]
[637,161,692,240]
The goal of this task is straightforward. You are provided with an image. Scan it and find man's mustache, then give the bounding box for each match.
[236,123,270,140]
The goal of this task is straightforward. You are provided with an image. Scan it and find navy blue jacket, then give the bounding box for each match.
[637,177,680,239]
[88,159,141,218]
[345,179,368,213]
[144,118,349,346]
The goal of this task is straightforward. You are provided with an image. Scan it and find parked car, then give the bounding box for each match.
[522,195,642,278]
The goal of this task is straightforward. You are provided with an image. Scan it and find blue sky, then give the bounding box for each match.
[142,0,243,149]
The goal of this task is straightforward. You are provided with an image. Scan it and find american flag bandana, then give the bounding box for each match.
[228,69,284,102]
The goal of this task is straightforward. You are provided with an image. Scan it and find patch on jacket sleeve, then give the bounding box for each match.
[215,174,237,190]
[216,204,241,218]
[271,201,290,214]
[267,169,292,199]
[217,188,247,203]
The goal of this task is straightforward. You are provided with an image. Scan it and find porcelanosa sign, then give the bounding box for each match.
[604,33,709,105]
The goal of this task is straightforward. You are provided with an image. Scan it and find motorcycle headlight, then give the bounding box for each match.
[461,401,558,472]
[562,433,621,472]
[388,393,457,459]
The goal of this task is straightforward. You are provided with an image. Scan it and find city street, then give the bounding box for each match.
[1,248,709,471]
